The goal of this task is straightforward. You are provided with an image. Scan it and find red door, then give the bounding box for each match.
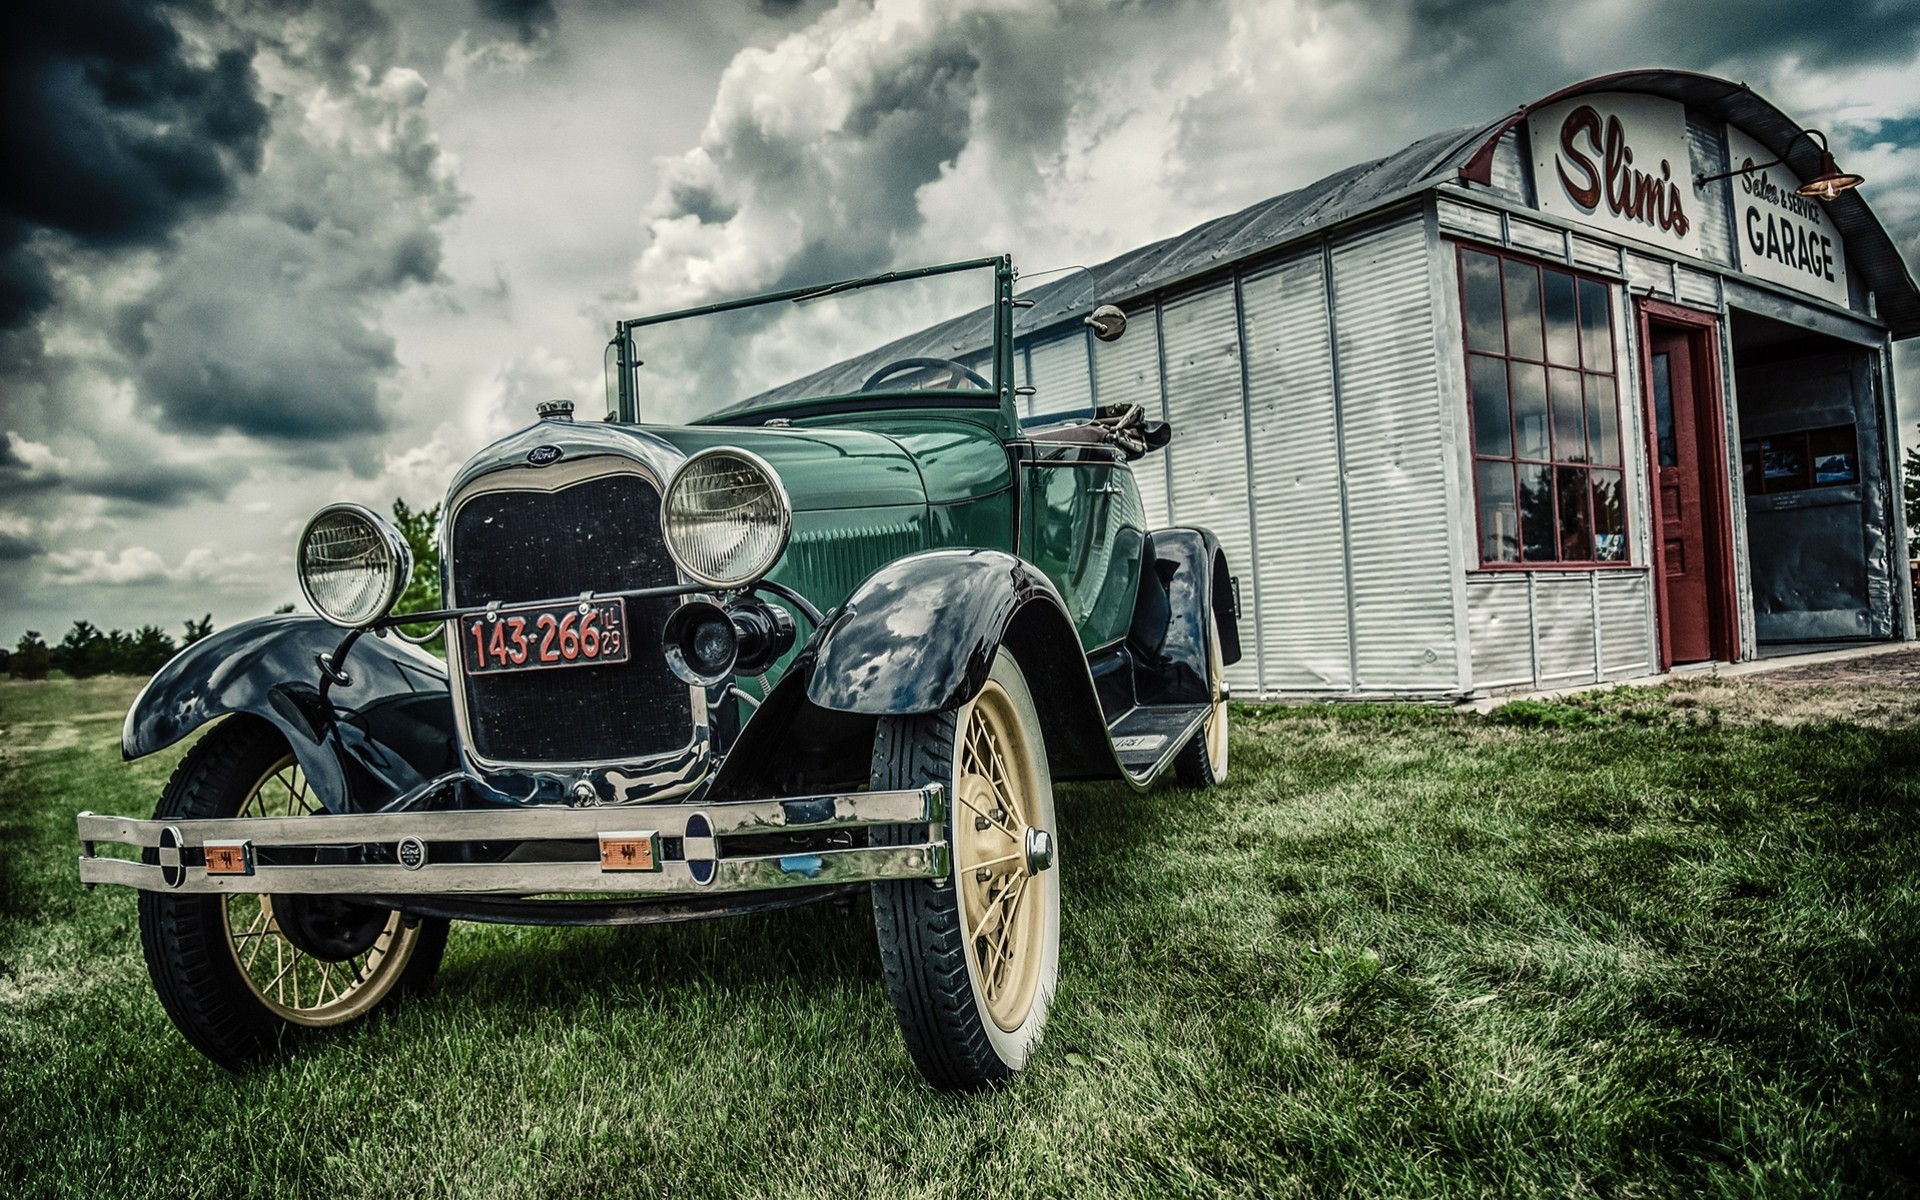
[1643,309,1734,667]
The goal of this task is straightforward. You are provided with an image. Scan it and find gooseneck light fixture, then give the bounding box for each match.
[1695,127,1864,201]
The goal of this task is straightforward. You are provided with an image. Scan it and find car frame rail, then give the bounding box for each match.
[76,786,948,896]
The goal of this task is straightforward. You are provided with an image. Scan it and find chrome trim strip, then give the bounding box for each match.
[75,786,942,849]
[78,843,948,896]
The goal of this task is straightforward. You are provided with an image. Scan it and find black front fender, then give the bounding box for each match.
[804,549,1066,715]
[123,615,457,814]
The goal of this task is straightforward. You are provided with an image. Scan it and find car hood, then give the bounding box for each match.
[449,417,1011,511]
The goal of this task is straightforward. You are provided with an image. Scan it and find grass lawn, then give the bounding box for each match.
[2,672,1917,1198]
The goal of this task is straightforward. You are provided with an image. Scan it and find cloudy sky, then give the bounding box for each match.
[3,0,1918,646]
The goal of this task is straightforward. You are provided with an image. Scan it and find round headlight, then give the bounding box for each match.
[297,503,413,628]
[661,448,791,589]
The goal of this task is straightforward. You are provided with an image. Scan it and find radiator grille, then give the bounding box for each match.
[450,470,691,764]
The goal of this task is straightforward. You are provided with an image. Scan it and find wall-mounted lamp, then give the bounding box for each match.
[1695,127,1864,201]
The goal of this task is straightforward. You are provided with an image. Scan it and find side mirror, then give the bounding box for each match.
[1084,304,1128,343]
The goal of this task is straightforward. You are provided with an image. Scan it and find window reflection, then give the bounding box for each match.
[1503,259,1544,363]
[1652,353,1677,468]
[1542,269,1580,366]
[1470,354,1511,458]
[1477,460,1518,562]
[1462,250,1505,355]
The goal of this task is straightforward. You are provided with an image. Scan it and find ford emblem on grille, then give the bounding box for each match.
[526,445,564,466]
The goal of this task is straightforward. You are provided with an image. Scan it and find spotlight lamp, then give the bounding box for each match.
[1694,127,1863,201]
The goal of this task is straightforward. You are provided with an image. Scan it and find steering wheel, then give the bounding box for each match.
[859,357,991,392]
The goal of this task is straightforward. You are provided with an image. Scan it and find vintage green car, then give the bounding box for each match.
[77,256,1239,1090]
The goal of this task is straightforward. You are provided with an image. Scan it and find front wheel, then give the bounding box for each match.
[871,650,1060,1090]
[138,719,448,1070]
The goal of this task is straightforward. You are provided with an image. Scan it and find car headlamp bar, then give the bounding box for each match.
[371,578,818,631]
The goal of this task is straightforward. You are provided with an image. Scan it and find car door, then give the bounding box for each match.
[1023,442,1146,650]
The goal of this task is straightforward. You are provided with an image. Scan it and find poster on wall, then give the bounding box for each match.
[1724,125,1850,308]
[1529,92,1704,259]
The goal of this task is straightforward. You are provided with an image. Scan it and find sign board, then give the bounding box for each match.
[1724,125,1850,307]
[1529,92,1702,258]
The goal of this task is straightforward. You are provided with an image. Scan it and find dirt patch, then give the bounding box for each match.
[1666,648,1920,728]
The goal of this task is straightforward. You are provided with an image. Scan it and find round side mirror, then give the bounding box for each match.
[1085,304,1128,343]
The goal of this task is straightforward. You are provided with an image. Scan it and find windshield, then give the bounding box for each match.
[615,260,1005,425]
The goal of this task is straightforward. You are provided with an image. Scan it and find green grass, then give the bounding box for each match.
[2,674,1917,1198]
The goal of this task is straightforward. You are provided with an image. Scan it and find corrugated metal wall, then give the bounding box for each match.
[1160,283,1261,698]
[1331,221,1462,690]
[1464,572,1656,689]
[1685,112,1733,268]
[1026,330,1093,418]
[1240,252,1353,690]
[1093,304,1169,527]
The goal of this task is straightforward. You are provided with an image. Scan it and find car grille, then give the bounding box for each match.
[449,469,691,765]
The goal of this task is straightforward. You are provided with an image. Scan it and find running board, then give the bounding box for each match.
[1107,703,1211,779]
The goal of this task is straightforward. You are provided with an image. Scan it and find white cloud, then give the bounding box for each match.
[44,543,264,589]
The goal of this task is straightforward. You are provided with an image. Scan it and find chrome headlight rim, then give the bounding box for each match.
[296,502,414,629]
[661,446,793,590]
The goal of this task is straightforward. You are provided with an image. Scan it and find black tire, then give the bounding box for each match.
[871,650,1060,1091]
[1174,613,1230,787]
[138,718,448,1070]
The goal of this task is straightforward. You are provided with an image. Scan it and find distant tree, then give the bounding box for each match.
[391,498,442,615]
[1906,446,1920,555]
[128,625,178,674]
[272,602,295,614]
[0,647,9,674]
[11,632,50,680]
[183,614,213,645]
[53,621,112,678]
[391,498,443,641]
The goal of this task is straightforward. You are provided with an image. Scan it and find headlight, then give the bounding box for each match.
[661,448,791,589]
[297,503,413,628]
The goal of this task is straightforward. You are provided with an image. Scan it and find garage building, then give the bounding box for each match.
[998,69,1919,700]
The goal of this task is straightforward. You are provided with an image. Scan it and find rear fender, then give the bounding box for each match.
[123,615,457,814]
[1129,527,1241,706]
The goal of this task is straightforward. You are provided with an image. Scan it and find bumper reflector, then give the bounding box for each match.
[204,840,254,876]
[599,831,662,872]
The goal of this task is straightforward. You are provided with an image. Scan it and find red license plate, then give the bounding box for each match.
[460,598,630,675]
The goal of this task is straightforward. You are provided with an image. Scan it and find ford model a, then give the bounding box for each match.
[77,256,1239,1091]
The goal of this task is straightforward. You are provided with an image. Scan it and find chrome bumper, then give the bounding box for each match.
[76,787,947,896]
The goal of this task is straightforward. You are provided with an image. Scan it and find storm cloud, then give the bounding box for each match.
[0,0,269,328]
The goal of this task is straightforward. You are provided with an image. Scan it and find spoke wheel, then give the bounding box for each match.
[872,650,1060,1091]
[138,719,447,1069]
[1175,612,1230,787]
[219,759,425,1026]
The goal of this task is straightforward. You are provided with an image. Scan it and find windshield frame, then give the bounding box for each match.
[610,255,1017,433]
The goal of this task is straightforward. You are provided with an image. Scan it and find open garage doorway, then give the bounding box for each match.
[1730,309,1896,646]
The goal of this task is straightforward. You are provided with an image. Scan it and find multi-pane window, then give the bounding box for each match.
[1460,246,1627,566]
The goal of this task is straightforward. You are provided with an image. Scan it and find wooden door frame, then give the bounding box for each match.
[1636,297,1740,669]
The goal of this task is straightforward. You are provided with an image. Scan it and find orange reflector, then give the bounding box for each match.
[599,831,661,872]
[204,840,254,876]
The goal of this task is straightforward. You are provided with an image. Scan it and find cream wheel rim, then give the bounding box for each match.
[219,756,422,1027]
[952,679,1048,1032]
[1204,619,1228,773]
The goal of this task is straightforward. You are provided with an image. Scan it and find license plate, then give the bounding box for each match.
[459,598,630,675]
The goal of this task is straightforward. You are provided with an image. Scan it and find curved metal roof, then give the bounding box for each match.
[1017,69,1917,341]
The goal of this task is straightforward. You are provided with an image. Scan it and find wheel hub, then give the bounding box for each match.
[270,894,390,962]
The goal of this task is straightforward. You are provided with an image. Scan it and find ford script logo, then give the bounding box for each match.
[527,445,564,466]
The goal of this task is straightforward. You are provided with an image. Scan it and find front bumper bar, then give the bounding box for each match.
[76,787,947,897]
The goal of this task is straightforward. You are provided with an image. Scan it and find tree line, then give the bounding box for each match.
[5,499,443,681]
[5,616,218,680]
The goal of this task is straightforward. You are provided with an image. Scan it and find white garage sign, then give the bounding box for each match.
[1529,92,1702,258]
[1724,125,1850,308]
